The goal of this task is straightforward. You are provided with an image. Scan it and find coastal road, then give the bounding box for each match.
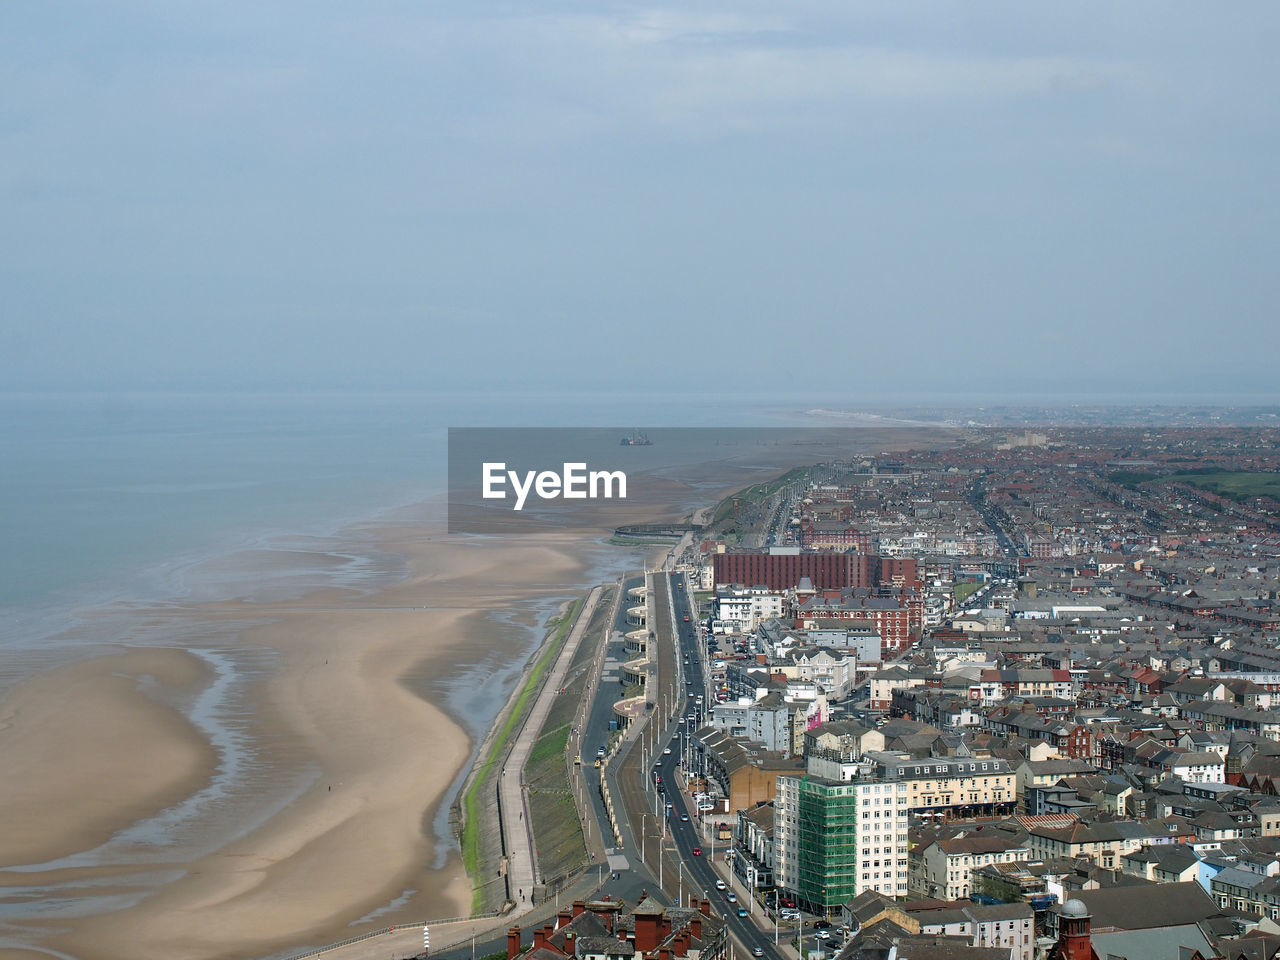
[573,574,645,852]
[622,574,791,960]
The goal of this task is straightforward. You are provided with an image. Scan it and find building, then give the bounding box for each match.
[914,832,1032,901]
[692,728,804,813]
[774,774,909,914]
[712,550,918,594]
[910,901,1035,960]
[866,751,1018,821]
[774,752,1016,914]
[714,586,784,631]
[707,694,792,754]
[504,896,728,960]
[794,589,918,656]
[1045,898,1098,960]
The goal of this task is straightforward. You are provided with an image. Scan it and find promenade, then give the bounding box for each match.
[499,585,603,905]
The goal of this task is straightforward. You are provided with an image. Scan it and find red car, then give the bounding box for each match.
[692,847,702,856]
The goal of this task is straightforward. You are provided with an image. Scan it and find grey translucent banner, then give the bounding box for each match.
[447,426,962,535]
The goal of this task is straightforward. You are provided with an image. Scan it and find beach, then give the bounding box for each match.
[0,522,604,960]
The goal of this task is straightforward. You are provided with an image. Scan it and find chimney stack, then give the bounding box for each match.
[508,927,522,960]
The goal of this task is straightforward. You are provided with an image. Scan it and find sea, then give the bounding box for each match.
[0,391,737,653]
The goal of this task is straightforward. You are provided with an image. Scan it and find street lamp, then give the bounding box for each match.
[641,813,649,866]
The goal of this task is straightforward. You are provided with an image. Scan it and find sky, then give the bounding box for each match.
[2,2,1277,398]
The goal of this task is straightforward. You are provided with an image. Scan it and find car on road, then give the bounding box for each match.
[813,921,832,930]
[692,847,701,856]
[726,892,736,902]
[780,910,800,922]
[752,949,764,957]
[737,907,748,918]
[663,747,671,755]
[680,813,689,822]
[814,930,830,940]
[715,880,726,890]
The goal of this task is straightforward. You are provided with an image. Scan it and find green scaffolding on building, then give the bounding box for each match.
[795,777,858,916]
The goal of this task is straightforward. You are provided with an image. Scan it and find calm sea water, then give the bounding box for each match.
[0,390,822,652]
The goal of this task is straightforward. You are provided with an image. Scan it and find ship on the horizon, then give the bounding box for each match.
[620,430,653,446]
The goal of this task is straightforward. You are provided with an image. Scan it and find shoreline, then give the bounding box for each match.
[0,517,638,960]
[0,434,920,959]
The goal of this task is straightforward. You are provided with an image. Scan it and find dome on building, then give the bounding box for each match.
[1061,898,1088,918]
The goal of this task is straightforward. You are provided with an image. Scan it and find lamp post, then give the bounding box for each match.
[641,813,649,866]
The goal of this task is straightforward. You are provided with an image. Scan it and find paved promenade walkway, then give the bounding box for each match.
[499,586,602,907]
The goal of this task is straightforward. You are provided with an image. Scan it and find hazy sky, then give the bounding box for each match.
[3,3,1277,397]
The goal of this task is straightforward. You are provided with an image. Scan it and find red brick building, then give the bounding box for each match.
[713,551,918,593]
[793,588,918,657]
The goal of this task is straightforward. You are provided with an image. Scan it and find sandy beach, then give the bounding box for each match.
[0,523,598,960]
[0,647,216,869]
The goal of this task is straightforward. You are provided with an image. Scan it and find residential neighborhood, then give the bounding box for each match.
[660,426,1280,960]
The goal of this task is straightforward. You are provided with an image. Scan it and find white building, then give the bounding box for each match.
[716,586,784,631]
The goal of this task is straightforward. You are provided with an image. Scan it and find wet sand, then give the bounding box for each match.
[0,530,593,960]
[0,648,215,869]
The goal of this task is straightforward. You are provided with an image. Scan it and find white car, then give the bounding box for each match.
[715,880,726,890]
[663,747,671,755]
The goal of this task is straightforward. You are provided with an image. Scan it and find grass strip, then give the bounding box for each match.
[460,596,585,910]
